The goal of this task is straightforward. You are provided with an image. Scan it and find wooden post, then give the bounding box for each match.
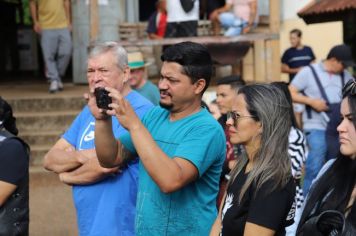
[268,0,281,81]
[90,0,99,43]
[242,47,254,83]
[254,40,266,82]
[269,0,280,33]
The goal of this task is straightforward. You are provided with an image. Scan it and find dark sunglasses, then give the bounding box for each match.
[227,111,255,126]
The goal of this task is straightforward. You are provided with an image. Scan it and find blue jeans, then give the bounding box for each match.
[303,129,327,197]
[218,12,247,36]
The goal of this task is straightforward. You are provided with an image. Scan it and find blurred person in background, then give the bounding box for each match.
[215,75,245,206]
[281,29,315,83]
[127,51,160,105]
[29,0,72,93]
[147,0,167,40]
[209,0,257,36]
[165,0,199,37]
[281,29,316,129]
[209,99,222,120]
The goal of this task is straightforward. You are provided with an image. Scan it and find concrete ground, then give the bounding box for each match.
[30,168,78,235]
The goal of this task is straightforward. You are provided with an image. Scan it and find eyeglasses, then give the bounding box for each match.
[343,78,356,96]
[227,111,255,126]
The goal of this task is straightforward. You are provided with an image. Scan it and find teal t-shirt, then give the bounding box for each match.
[120,106,226,236]
[135,80,160,105]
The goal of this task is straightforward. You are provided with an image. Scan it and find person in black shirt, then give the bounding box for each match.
[281,29,315,83]
[210,84,296,236]
[0,96,30,236]
[297,78,356,235]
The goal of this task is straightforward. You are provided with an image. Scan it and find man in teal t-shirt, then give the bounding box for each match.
[127,51,160,105]
[93,42,226,235]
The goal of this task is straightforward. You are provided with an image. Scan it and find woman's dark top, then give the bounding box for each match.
[221,165,296,236]
[0,132,29,236]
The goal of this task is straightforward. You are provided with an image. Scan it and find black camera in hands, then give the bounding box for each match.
[94,87,112,110]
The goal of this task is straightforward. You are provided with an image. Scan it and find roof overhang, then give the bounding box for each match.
[298,0,356,24]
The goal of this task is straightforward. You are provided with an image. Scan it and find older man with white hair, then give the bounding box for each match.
[43,42,153,236]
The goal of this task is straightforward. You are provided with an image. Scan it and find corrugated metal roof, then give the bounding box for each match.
[298,0,356,17]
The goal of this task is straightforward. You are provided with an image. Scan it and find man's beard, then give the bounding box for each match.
[159,102,173,110]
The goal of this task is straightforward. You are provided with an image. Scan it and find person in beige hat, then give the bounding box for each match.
[128,51,160,105]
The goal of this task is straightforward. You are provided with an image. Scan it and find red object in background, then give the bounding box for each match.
[157,13,167,37]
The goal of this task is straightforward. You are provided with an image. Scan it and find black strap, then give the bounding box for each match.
[308,65,330,104]
[308,65,346,105]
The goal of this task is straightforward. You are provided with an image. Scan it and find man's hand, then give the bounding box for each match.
[33,22,41,33]
[309,98,328,112]
[85,89,110,120]
[67,23,73,32]
[105,87,142,131]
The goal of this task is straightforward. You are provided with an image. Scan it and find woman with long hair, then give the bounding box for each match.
[210,84,296,236]
[297,78,356,235]
[272,81,307,235]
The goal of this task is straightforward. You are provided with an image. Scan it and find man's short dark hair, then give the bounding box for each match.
[217,75,245,91]
[290,29,302,38]
[161,41,213,93]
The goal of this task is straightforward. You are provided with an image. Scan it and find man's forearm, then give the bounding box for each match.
[59,162,118,185]
[43,149,83,173]
[95,118,122,167]
[59,171,107,185]
[129,123,196,193]
[282,65,300,74]
[290,90,313,106]
[29,1,38,23]
[64,0,71,25]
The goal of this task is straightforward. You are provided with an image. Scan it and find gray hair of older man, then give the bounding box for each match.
[88,41,129,70]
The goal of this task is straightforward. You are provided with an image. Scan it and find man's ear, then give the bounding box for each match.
[194,78,206,95]
[123,66,130,83]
